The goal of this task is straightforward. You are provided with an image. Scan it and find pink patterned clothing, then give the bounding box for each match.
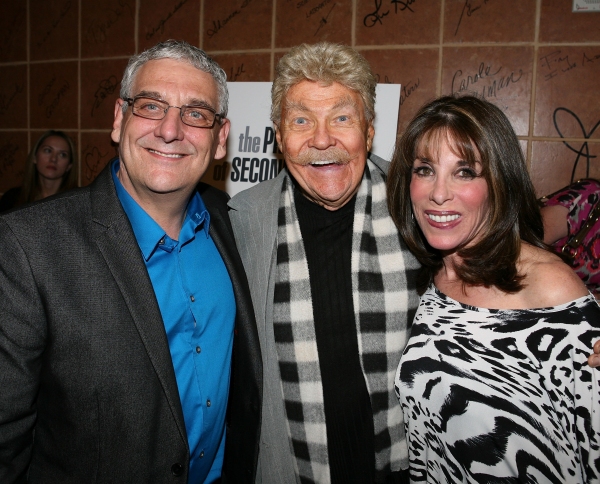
[541,178,600,297]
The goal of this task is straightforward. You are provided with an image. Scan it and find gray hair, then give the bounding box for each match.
[271,42,377,125]
[120,39,228,117]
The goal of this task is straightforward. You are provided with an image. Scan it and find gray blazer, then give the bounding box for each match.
[0,164,262,483]
[228,155,395,483]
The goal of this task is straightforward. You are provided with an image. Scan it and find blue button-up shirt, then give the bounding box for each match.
[112,160,235,483]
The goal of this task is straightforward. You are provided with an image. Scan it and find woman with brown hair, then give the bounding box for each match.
[0,130,78,212]
[388,95,600,482]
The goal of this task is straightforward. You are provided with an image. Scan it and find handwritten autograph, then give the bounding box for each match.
[0,83,25,116]
[455,0,491,36]
[540,50,600,81]
[146,0,188,40]
[45,81,70,119]
[452,62,522,99]
[400,79,420,106]
[38,77,57,107]
[306,0,332,19]
[392,0,417,14]
[0,141,20,179]
[375,74,394,83]
[91,76,118,117]
[452,62,501,93]
[37,1,71,48]
[207,9,240,38]
[207,0,254,38]
[84,145,110,182]
[314,3,336,35]
[364,0,416,28]
[229,64,246,82]
[364,0,390,27]
[554,108,599,182]
[85,0,133,45]
[1,8,25,55]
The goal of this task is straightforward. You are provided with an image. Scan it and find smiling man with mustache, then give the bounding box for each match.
[228,42,420,484]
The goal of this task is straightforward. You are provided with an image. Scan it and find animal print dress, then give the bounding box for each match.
[395,285,600,483]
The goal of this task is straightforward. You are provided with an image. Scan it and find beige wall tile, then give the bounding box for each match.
[0,0,597,194]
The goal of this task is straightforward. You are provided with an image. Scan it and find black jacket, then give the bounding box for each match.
[0,164,262,483]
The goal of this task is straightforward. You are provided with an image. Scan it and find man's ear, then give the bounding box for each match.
[213,118,231,160]
[366,122,375,153]
[275,125,283,151]
[111,99,126,144]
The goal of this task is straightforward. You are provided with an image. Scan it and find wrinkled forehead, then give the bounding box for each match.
[284,80,363,109]
[131,58,219,105]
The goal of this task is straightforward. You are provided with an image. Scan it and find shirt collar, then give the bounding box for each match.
[111,159,211,260]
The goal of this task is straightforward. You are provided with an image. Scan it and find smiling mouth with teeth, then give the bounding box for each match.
[428,213,460,223]
[309,160,340,166]
[148,148,184,158]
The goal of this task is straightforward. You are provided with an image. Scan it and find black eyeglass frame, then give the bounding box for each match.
[123,96,225,129]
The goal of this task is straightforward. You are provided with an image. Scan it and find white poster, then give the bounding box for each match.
[204,82,401,197]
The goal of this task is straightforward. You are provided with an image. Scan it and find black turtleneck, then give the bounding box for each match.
[294,186,376,484]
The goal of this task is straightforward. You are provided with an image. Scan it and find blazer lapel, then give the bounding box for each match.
[205,191,261,336]
[201,184,263,386]
[89,165,188,443]
[227,172,282,331]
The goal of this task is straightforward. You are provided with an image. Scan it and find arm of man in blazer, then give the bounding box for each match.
[0,217,45,482]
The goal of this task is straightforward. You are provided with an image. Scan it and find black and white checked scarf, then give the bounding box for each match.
[273,160,415,483]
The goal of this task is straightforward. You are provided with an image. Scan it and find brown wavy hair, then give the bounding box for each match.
[387,95,545,294]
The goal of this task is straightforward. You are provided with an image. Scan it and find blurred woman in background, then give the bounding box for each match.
[0,130,78,212]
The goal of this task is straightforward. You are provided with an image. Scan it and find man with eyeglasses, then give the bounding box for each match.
[0,40,261,483]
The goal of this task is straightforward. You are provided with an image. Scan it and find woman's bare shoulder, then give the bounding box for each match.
[519,244,588,307]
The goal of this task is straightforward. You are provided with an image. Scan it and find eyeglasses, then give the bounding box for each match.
[124,96,224,128]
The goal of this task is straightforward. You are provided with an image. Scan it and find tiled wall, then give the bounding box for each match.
[1,0,599,196]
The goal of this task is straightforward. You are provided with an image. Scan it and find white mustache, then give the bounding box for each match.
[291,148,353,166]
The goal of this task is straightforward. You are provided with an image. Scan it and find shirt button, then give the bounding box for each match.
[206,399,211,407]
[199,451,205,458]
[196,346,201,354]
[159,237,165,245]
[190,295,195,302]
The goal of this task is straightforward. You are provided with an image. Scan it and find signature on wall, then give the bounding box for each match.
[91,76,119,117]
[85,0,133,45]
[84,145,110,183]
[229,64,247,82]
[313,3,336,36]
[554,108,599,182]
[455,0,491,36]
[146,0,188,40]
[451,62,523,100]
[0,140,20,181]
[540,50,600,81]
[364,0,417,28]
[207,0,254,39]
[37,1,71,49]
[0,83,24,117]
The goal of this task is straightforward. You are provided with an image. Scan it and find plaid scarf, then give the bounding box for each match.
[273,160,417,483]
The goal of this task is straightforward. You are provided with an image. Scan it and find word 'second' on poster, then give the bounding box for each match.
[205,82,401,197]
